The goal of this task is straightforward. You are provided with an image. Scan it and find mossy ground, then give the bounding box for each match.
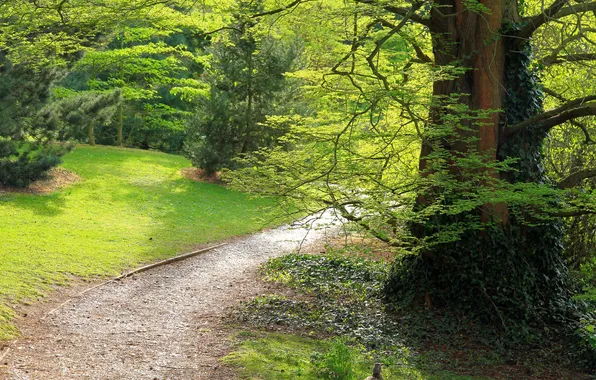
[0,145,277,340]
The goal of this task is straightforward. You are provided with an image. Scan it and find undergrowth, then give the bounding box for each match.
[263,253,387,300]
[229,247,593,379]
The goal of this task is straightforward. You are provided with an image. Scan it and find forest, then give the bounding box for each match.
[1,0,596,378]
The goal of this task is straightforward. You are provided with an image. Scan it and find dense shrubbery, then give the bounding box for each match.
[0,145,67,187]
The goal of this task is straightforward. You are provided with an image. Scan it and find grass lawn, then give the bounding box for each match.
[0,145,277,340]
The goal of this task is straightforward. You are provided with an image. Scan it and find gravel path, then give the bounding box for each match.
[1,212,340,380]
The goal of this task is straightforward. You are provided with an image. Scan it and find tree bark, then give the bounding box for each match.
[421,0,507,221]
[385,0,573,327]
[88,121,95,146]
[117,100,123,147]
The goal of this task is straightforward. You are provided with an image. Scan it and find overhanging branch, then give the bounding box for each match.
[252,0,311,17]
[557,169,596,189]
[540,53,596,66]
[354,0,431,27]
[505,95,596,138]
[332,203,404,247]
[518,1,596,40]
[543,88,596,143]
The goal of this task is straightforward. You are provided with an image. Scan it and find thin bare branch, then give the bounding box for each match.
[365,2,425,92]
[353,0,431,27]
[519,1,596,40]
[378,18,433,63]
[540,53,596,65]
[252,0,310,17]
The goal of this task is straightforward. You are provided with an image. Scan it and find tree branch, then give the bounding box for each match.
[537,28,596,66]
[518,1,596,40]
[252,0,311,17]
[353,0,431,27]
[505,95,596,138]
[195,0,312,38]
[518,0,568,40]
[557,169,596,189]
[543,87,596,143]
[540,53,596,66]
[363,2,425,94]
[200,26,243,36]
[333,203,402,246]
[548,209,596,217]
[378,18,433,63]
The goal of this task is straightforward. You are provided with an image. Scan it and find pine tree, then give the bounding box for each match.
[186,8,302,175]
[0,58,70,187]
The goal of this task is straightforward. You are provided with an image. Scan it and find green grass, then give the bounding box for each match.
[223,332,485,379]
[0,145,277,340]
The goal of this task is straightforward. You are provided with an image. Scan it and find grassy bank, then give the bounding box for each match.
[0,145,276,339]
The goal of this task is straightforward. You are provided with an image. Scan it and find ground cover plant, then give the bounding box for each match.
[228,242,593,379]
[0,145,276,340]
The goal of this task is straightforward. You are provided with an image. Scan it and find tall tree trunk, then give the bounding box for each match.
[385,0,572,329]
[117,100,123,147]
[242,41,254,155]
[424,0,507,220]
[88,121,95,146]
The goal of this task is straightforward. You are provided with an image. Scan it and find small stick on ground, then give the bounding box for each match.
[114,243,228,280]
[42,243,228,319]
[0,348,10,363]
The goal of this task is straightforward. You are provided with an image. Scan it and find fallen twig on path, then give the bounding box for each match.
[41,243,228,319]
[114,243,228,280]
[0,347,10,363]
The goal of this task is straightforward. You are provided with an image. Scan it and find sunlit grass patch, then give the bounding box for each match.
[0,145,277,339]
[223,332,482,379]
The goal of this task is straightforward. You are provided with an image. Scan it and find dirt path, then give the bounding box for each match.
[1,213,340,380]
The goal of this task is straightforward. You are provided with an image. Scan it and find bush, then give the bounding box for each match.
[0,59,71,187]
[0,143,68,187]
[572,317,596,370]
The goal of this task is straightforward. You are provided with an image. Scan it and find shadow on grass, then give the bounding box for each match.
[223,331,502,380]
[63,146,279,262]
[4,193,67,217]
